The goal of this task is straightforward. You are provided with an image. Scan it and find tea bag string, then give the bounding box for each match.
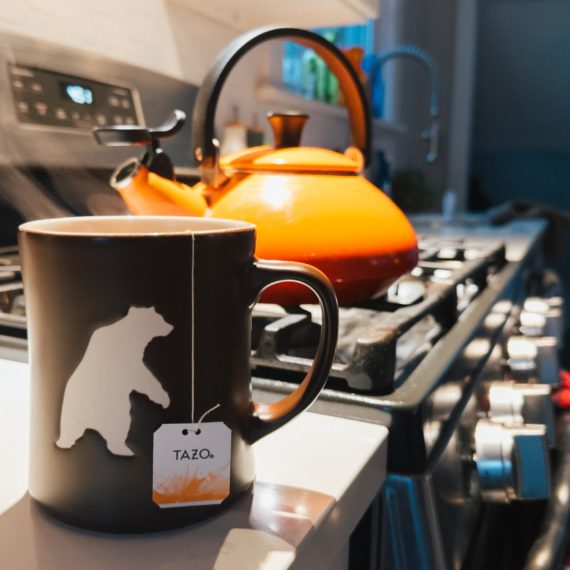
[191,232,195,423]
[189,232,220,432]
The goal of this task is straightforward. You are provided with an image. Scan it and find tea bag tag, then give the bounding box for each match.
[153,422,231,508]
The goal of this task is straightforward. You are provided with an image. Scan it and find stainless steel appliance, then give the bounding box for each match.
[0,33,567,570]
[250,219,568,570]
[0,31,198,244]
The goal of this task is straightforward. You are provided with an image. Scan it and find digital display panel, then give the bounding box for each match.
[62,83,94,105]
[10,64,139,130]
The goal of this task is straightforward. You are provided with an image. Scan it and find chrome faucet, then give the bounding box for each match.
[363,45,440,163]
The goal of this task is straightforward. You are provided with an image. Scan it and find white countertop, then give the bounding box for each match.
[0,359,388,570]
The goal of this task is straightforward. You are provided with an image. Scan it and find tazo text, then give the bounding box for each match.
[173,449,214,460]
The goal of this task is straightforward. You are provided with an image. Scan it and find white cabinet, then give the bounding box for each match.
[169,0,379,31]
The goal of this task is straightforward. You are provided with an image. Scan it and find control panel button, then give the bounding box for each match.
[31,82,43,93]
[12,79,24,89]
[108,95,120,107]
[121,99,131,109]
[34,102,48,116]
[55,108,67,120]
[16,101,30,113]
[124,117,135,125]
[71,111,80,120]
[112,114,124,124]
[95,113,106,125]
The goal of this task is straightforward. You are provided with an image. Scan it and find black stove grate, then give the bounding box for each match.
[251,239,507,395]
[0,246,25,339]
[0,240,508,393]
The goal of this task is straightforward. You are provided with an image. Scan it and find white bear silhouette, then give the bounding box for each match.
[56,306,174,457]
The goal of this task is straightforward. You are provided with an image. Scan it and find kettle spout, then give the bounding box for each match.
[110,159,208,216]
[148,172,209,216]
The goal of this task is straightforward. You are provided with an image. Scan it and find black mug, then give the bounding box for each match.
[19,216,338,533]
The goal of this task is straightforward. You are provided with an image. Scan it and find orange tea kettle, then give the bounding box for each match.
[94,26,418,305]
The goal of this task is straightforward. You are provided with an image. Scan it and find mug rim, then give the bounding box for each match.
[19,216,256,237]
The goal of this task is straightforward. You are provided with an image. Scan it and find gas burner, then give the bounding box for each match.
[0,239,509,385]
[252,240,507,394]
[0,246,25,339]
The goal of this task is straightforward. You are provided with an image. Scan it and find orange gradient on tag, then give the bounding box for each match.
[153,465,230,506]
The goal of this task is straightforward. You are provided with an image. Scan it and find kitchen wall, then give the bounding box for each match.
[471,0,570,345]
[0,0,352,152]
[471,0,570,210]
[0,0,184,78]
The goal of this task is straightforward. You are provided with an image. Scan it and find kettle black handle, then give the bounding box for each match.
[191,26,371,187]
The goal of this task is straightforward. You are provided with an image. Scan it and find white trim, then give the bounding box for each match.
[158,499,224,508]
[19,216,255,237]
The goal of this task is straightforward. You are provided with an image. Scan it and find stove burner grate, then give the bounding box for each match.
[0,241,508,391]
[251,240,507,394]
[0,246,25,339]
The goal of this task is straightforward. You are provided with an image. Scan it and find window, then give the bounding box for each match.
[281,23,375,105]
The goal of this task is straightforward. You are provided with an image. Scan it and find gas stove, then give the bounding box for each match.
[0,246,26,361]
[252,237,506,396]
[250,217,567,569]
[0,218,567,569]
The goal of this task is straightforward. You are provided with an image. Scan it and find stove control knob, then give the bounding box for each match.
[474,419,550,502]
[487,382,555,446]
[506,336,538,381]
[519,309,547,337]
[506,335,559,385]
[523,296,564,342]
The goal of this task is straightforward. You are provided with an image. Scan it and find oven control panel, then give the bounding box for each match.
[8,64,142,130]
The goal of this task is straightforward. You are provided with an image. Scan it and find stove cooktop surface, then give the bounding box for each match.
[0,237,507,386]
[251,238,506,396]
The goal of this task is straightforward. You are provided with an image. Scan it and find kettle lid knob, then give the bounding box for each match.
[267,112,308,149]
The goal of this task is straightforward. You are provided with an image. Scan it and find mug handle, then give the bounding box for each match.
[246,260,339,444]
